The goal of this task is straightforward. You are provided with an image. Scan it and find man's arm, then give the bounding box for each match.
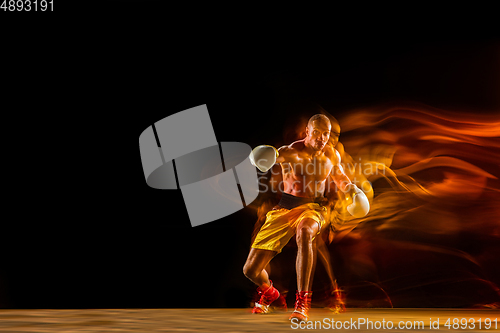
[275,145,294,164]
[330,149,370,218]
[330,149,353,192]
[249,144,294,172]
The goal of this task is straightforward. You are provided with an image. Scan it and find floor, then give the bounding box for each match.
[0,308,498,332]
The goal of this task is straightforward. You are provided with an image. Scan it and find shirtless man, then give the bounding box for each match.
[244,114,369,321]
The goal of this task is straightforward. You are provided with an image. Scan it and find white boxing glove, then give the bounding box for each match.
[346,184,370,218]
[249,145,279,172]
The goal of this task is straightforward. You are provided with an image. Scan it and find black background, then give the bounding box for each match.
[1,2,499,309]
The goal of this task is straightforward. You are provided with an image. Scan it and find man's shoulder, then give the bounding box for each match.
[325,145,341,164]
[278,140,304,154]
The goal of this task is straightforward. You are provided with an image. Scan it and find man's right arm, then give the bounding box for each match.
[276,145,293,164]
[249,144,293,172]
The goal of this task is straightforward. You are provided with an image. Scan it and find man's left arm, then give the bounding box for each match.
[330,149,370,218]
[330,149,353,192]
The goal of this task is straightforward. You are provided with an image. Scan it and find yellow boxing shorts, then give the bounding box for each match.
[251,202,327,253]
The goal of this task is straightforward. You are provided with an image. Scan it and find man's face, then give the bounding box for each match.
[330,122,340,148]
[306,120,332,151]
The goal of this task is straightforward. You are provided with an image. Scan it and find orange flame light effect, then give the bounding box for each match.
[250,103,500,308]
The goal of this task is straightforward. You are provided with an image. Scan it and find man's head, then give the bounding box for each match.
[304,114,340,151]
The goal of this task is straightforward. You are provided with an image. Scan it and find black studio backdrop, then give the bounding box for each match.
[1,33,499,309]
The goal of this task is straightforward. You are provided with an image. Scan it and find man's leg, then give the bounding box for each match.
[243,248,276,288]
[290,217,319,321]
[243,248,286,313]
[317,234,346,313]
[296,218,319,291]
[317,233,337,289]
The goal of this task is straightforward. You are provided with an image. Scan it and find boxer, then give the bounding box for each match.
[243,114,369,321]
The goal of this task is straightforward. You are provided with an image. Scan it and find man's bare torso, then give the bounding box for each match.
[277,139,339,198]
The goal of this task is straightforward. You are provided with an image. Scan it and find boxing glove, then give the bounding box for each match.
[249,145,279,172]
[346,184,370,218]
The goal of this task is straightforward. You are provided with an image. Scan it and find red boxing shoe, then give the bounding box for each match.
[252,281,285,314]
[328,288,346,314]
[289,291,312,322]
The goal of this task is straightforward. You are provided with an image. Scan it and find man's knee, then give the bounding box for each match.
[297,220,319,242]
[243,261,257,280]
[243,248,276,280]
[243,263,251,278]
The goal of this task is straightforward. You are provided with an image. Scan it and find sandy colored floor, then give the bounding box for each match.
[0,308,498,332]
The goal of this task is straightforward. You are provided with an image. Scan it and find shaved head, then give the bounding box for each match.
[305,114,332,151]
[304,113,341,150]
[307,114,331,127]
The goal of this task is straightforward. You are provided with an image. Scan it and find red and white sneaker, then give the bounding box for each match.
[252,281,287,314]
[289,291,312,322]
